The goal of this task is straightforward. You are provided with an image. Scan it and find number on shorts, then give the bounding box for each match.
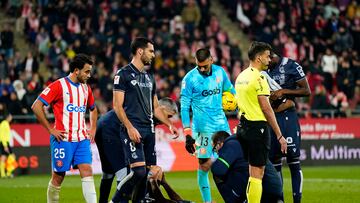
[54,148,65,159]
[286,137,293,144]
[129,142,136,152]
[200,137,209,146]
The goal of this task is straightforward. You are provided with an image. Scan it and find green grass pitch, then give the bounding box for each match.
[0,166,359,202]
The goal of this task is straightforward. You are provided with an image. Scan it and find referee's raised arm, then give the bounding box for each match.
[234,41,287,203]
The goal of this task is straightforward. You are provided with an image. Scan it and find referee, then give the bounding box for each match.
[234,41,287,203]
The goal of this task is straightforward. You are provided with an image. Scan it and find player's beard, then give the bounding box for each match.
[141,54,153,65]
[77,75,88,84]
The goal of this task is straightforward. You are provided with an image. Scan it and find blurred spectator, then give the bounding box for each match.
[310,84,332,117]
[181,0,201,35]
[0,24,14,59]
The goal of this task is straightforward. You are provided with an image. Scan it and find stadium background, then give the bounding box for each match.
[0,0,360,202]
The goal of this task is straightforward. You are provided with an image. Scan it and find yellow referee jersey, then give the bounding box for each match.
[0,120,10,147]
[235,67,270,121]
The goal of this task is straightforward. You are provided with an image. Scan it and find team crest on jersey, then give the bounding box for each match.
[131,152,138,159]
[42,87,51,95]
[114,76,120,84]
[56,160,63,167]
[200,148,206,154]
[131,80,137,86]
[216,77,221,83]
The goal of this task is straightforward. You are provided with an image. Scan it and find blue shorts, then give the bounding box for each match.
[269,108,301,160]
[119,126,156,166]
[50,136,92,172]
[193,132,216,159]
[95,120,127,174]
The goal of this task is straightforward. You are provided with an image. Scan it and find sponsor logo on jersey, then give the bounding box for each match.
[66,104,86,112]
[201,88,220,97]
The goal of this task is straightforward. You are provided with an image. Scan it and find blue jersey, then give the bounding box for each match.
[180,65,235,134]
[267,57,306,101]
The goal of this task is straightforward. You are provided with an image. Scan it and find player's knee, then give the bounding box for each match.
[52,172,65,186]
[198,158,211,171]
[287,157,301,170]
[131,166,147,182]
[78,164,93,178]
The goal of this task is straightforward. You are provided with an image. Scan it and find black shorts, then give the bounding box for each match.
[236,118,270,167]
[119,126,156,166]
[269,108,301,161]
[0,142,12,156]
[95,123,127,174]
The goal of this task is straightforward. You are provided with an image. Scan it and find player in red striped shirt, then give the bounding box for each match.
[32,54,98,203]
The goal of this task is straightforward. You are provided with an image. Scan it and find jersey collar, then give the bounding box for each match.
[66,77,80,87]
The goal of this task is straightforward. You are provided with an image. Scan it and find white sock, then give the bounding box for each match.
[47,181,61,203]
[81,176,97,203]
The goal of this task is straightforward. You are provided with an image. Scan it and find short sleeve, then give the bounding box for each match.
[87,85,96,110]
[254,74,270,96]
[291,61,306,82]
[113,70,127,92]
[38,81,61,106]
[151,74,156,97]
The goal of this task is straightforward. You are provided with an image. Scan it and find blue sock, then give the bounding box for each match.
[289,162,303,203]
[198,169,211,202]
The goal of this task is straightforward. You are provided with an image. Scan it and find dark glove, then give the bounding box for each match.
[185,135,196,154]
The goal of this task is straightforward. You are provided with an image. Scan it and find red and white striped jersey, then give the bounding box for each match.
[38,77,95,142]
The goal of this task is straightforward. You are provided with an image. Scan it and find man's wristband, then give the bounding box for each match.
[277,135,283,141]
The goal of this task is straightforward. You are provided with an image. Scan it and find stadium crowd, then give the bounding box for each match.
[222,0,360,117]
[0,0,359,121]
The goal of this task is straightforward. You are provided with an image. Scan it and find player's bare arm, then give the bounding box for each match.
[153,95,179,138]
[113,90,141,143]
[87,106,98,142]
[31,99,65,142]
[258,95,287,154]
[270,78,311,100]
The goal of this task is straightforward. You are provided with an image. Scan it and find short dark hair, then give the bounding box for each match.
[195,48,211,62]
[130,37,154,55]
[69,54,93,72]
[158,97,178,113]
[248,41,272,61]
[212,131,230,144]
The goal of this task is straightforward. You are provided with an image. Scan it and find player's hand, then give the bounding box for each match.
[4,146,9,153]
[127,127,141,143]
[278,136,287,154]
[185,135,196,154]
[87,127,96,143]
[270,89,284,100]
[169,124,179,139]
[148,165,163,183]
[49,128,66,142]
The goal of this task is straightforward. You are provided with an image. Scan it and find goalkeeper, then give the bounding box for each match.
[180,48,235,203]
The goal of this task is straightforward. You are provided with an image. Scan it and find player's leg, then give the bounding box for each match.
[48,136,73,203]
[194,132,213,203]
[75,139,97,203]
[244,122,270,203]
[212,169,247,203]
[133,129,156,202]
[269,112,286,201]
[95,126,114,203]
[261,160,284,203]
[0,143,6,178]
[112,128,147,203]
[285,111,303,203]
